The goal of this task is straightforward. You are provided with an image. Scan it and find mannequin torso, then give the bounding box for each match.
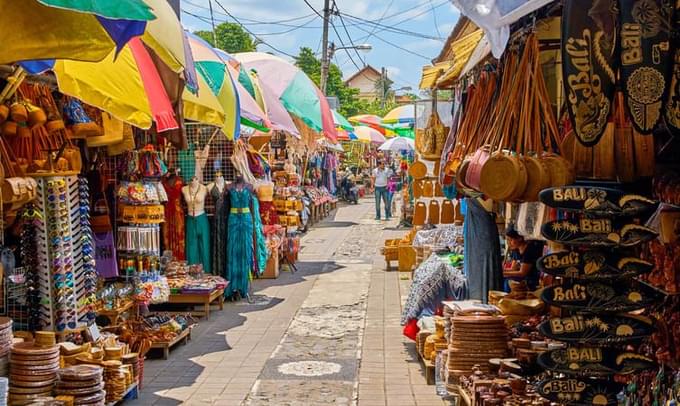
[182,178,208,216]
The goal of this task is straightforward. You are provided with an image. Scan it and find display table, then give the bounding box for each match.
[150,326,193,360]
[166,287,225,319]
[98,300,136,326]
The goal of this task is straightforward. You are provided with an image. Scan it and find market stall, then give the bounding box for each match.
[397,2,680,405]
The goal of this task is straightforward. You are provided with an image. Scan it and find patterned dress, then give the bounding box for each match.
[226,187,254,297]
[162,178,185,260]
[210,184,228,277]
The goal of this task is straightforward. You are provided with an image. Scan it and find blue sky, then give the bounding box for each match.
[180,0,461,92]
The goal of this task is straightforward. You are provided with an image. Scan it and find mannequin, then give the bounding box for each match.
[209,171,228,277]
[162,169,186,260]
[183,177,211,274]
[226,175,258,298]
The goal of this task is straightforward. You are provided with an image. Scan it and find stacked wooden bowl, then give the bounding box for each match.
[447,315,508,377]
[8,343,60,405]
[55,365,105,406]
[103,360,126,403]
[0,317,12,376]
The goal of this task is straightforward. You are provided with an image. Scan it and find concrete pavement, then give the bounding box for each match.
[127,197,447,405]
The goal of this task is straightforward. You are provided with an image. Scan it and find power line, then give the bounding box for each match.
[351,23,432,60]
[364,0,395,43]
[429,0,443,38]
[182,9,319,35]
[184,0,317,26]
[333,2,365,67]
[301,0,324,19]
[338,12,444,41]
[212,0,297,58]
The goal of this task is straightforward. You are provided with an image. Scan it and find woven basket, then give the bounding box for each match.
[441,199,455,224]
[428,200,440,224]
[408,159,427,179]
[480,151,527,201]
[520,155,550,201]
[413,201,427,226]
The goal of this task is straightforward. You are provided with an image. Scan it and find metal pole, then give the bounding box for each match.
[381,67,387,109]
[320,0,331,95]
[208,0,218,47]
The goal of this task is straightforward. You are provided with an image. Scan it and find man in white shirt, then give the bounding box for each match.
[372,161,393,220]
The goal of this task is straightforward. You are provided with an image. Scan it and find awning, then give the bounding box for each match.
[459,33,491,78]
[419,61,452,89]
[435,29,484,88]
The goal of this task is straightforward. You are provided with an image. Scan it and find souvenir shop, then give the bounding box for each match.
[0,66,313,404]
[391,1,680,404]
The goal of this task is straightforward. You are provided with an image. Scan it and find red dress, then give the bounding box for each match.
[163,178,186,260]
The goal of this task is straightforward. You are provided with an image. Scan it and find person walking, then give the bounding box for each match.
[372,161,393,220]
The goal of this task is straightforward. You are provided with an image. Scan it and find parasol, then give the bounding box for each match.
[382,105,415,124]
[235,52,337,142]
[332,110,354,131]
[54,37,179,131]
[353,126,386,144]
[378,136,415,151]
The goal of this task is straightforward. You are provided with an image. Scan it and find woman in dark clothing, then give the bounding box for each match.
[503,229,544,291]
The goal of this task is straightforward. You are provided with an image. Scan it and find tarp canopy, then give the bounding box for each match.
[449,0,554,58]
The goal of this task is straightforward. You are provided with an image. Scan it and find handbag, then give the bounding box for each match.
[107,123,135,156]
[91,198,112,233]
[86,112,124,147]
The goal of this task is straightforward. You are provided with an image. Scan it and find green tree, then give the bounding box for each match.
[194,22,257,53]
[293,47,394,118]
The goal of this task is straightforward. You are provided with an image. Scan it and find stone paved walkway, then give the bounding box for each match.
[127,198,447,405]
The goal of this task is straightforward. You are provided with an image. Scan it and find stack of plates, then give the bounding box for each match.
[447,315,508,377]
[34,331,56,348]
[0,317,13,376]
[8,343,60,405]
[121,353,139,383]
[55,365,106,406]
[103,360,126,403]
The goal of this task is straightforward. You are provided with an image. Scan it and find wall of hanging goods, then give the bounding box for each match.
[399,0,680,403]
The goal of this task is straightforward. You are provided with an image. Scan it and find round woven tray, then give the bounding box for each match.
[58,365,104,381]
[56,378,102,389]
[55,382,104,396]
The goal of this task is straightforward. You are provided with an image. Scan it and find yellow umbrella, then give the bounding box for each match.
[183,73,226,128]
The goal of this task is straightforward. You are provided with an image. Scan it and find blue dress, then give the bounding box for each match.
[226,187,254,297]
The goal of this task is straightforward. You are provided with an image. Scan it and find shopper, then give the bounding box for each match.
[502,229,544,292]
[372,161,393,220]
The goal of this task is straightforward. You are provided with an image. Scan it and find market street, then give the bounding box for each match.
[128,198,446,406]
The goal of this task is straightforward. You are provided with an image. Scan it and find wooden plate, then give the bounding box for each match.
[11,343,59,356]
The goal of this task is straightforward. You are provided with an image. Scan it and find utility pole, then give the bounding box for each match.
[208,0,218,47]
[381,67,387,109]
[320,0,331,95]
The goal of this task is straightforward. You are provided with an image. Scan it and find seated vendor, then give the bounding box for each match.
[503,229,544,292]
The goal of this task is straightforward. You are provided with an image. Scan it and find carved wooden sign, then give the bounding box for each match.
[537,250,654,280]
[561,0,618,146]
[537,347,656,377]
[541,219,658,247]
[620,0,674,133]
[539,187,657,217]
[537,378,621,405]
[540,280,661,313]
[538,314,654,344]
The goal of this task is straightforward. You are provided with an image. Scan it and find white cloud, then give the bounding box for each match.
[385,66,401,78]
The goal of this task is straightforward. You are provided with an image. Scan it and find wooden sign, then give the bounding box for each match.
[541,219,658,247]
[665,0,680,131]
[540,280,661,313]
[539,187,657,217]
[537,250,654,280]
[537,378,621,405]
[620,0,675,134]
[538,314,654,344]
[561,0,618,146]
[537,347,655,377]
